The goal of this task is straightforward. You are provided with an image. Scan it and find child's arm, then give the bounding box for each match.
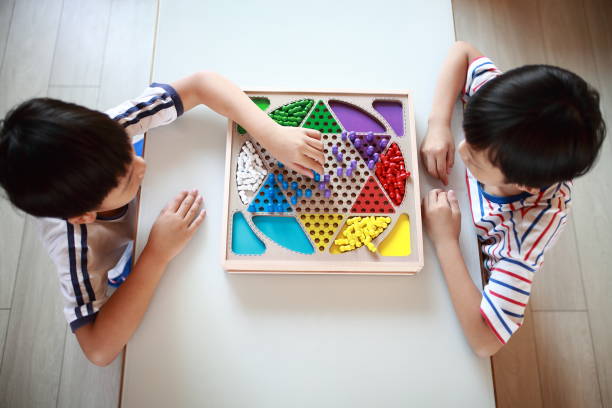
[420,41,484,185]
[422,189,503,357]
[75,190,205,366]
[171,72,325,178]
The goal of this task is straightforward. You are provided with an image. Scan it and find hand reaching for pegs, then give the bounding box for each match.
[260,125,325,178]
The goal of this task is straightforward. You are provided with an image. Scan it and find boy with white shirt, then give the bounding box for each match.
[0,72,324,366]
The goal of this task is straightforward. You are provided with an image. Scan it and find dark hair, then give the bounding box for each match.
[0,98,132,218]
[463,65,606,188]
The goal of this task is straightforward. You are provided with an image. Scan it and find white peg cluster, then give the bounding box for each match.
[236,141,267,204]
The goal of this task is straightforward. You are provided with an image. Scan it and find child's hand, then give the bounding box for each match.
[146,189,206,264]
[420,122,455,185]
[422,189,461,248]
[261,125,325,178]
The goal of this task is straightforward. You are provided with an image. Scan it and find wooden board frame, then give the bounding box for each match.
[220,89,423,275]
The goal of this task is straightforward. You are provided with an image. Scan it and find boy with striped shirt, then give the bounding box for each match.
[420,41,605,356]
[0,72,324,366]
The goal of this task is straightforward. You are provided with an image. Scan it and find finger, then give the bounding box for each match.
[168,190,188,212]
[446,145,455,174]
[428,189,441,205]
[188,209,207,230]
[437,191,448,206]
[422,195,429,214]
[304,144,325,165]
[296,155,324,176]
[304,128,321,140]
[305,137,324,152]
[436,189,446,205]
[290,162,315,178]
[425,155,437,180]
[184,195,203,222]
[436,153,448,185]
[177,190,197,217]
[448,189,460,214]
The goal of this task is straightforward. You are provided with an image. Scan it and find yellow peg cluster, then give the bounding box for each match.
[334,216,392,253]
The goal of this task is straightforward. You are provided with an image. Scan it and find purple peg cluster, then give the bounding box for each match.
[349,131,388,170]
[316,173,332,199]
[329,132,356,182]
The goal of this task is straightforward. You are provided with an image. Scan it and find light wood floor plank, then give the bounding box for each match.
[575,1,612,405]
[0,310,9,364]
[0,0,15,69]
[487,0,547,69]
[533,311,602,408]
[538,0,612,405]
[537,0,600,85]
[452,0,499,58]
[0,197,24,309]
[0,217,67,408]
[49,0,112,86]
[0,0,63,116]
[492,305,544,408]
[531,219,586,311]
[97,0,158,111]
[47,86,100,109]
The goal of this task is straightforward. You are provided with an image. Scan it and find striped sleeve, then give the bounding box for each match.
[39,220,108,332]
[480,186,571,344]
[105,82,184,138]
[462,57,502,102]
[481,258,533,344]
[61,222,108,331]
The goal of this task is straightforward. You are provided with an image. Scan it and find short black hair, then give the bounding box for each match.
[0,98,132,218]
[463,65,606,188]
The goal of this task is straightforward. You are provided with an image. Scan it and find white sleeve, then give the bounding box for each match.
[105,82,184,138]
[36,218,107,332]
[462,57,503,102]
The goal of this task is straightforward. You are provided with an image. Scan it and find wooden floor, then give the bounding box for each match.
[0,1,609,407]
[453,1,612,407]
[0,1,157,407]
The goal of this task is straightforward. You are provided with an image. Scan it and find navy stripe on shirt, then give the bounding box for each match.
[79,225,95,315]
[151,82,184,116]
[502,308,524,318]
[66,222,84,319]
[120,101,175,129]
[70,313,98,332]
[483,291,512,335]
[111,93,170,122]
[500,257,536,272]
[521,201,552,243]
[489,278,531,296]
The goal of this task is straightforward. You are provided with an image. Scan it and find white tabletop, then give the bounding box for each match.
[123,1,495,407]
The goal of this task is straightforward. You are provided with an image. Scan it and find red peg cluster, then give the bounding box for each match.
[375,143,410,206]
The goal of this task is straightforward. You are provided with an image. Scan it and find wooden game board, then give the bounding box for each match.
[221,90,423,274]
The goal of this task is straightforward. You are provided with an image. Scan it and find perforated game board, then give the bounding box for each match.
[220,90,423,274]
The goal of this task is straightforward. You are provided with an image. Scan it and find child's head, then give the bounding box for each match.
[460,65,605,190]
[0,98,146,222]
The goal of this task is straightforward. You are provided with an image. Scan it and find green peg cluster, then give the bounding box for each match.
[302,100,342,133]
[268,99,314,127]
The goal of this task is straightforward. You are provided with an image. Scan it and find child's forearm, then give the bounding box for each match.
[172,71,279,146]
[74,245,168,366]
[434,239,502,357]
[428,41,480,127]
